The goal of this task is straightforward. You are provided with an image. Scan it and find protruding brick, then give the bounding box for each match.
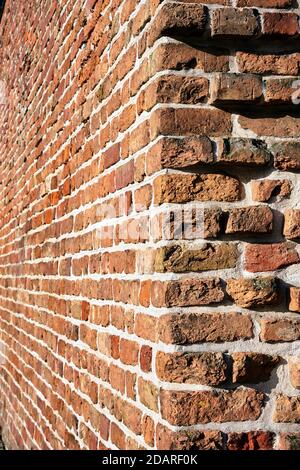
[232,352,279,383]
[237,0,292,6]
[156,351,227,385]
[159,312,253,344]
[239,115,300,138]
[237,52,300,76]
[227,432,274,450]
[289,287,300,313]
[273,141,300,171]
[153,173,241,204]
[155,243,239,272]
[252,179,292,202]
[217,138,271,166]
[260,318,300,342]
[226,277,279,308]
[151,278,224,307]
[151,42,230,74]
[278,433,300,450]
[245,243,299,272]
[289,357,300,389]
[151,107,232,139]
[156,425,224,450]
[210,73,262,103]
[139,75,209,112]
[284,209,300,239]
[263,13,299,36]
[264,78,298,103]
[151,136,213,170]
[274,395,300,423]
[226,206,273,234]
[160,388,264,425]
[149,2,207,45]
[211,8,260,37]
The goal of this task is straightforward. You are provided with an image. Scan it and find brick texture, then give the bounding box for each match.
[0,0,299,451]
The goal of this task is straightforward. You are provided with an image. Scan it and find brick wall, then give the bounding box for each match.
[0,0,300,451]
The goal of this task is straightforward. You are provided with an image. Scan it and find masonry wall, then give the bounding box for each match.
[0,0,300,451]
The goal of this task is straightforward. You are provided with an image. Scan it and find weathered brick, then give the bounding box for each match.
[237,0,293,6]
[263,13,299,36]
[156,425,224,450]
[119,339,139,365]
[217,138,271,166]
[226,206,273,234]
[274,395,300,423]
[252,179,292,202]
[203,208,223,238]
[232,352,279,383]
[227,432,274,450]
[239,115,300,137]
[156,351,227,385]
[210,73,262,103]
[142,415,155,447]
[135,313,157,342]
[237,52,300,76]
[138,378,159,412]
[151,278,224,307]
[151,42,230,74]
[289,357,300,389]
[284,209,300,239]
[155,243,239,272]
[139,75,209,111]
[149,2,207,44]
[289,287,300,313]
[160,388,264,425]
[278,433,300,450]
[151,107,232,138]
[245,243,299,272]
[211,8,260,37]
[149,136,213,171]
[260,318,300,342]
[159,312,253,344]
[153,173,241,204]
[140,345,152,373]
[264,78,299,103]
[273,141,300,171]
[226,277,280,308]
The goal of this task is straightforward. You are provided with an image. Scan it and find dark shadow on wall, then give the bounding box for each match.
[0,1,6,22]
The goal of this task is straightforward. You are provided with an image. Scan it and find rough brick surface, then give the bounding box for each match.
[226,277,280,308]
[0,0,299,452]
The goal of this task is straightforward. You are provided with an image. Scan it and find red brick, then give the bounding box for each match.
[245,243,299,272]
[284,209,300,239]
[159,312,253,344]
[211,8,260,37]
[160,388,264,425]
[156,351,227,385]
[226,206,273,234]
[227,432,274,450]
[260,318,300,342]
[156,425,224,450]
[151,107,232,138]
[263,13,299,36]
[210,73,262,102]
[140,345,152,373]
[289,288,300,313]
